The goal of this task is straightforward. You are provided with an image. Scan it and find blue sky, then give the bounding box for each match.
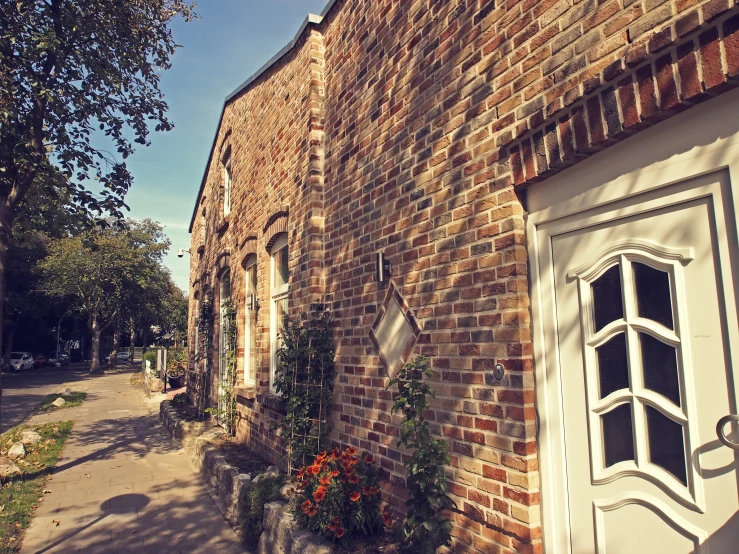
[123,0,329,291]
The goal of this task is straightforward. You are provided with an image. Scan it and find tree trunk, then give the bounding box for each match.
[129,317,135,362]
[3,322,17,369]
[89,315,102,374]
[0,202,14,418]
[110,325,120,369]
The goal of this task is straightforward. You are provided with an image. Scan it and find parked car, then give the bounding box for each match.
[32,352,47,369]
[105,351,130,363]
[9,352,34,371]
[46,351,70,366]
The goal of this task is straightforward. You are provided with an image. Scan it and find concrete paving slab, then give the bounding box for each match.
[19,372,245,553]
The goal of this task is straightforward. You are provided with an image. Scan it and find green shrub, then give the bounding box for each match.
[172,392,189,408]
[238,475,285,549]
[141,349,157,372]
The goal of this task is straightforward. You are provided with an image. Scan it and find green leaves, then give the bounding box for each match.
[271,312,335,474]
[387,357,455,553]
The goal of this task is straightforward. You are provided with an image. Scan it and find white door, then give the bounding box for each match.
[541,172,739,553]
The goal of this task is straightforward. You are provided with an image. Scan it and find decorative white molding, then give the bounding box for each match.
[567,239,694,280]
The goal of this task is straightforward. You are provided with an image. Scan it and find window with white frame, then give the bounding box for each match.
[270,234,289,391]
[244,257,257,386]
[223,156,232,217]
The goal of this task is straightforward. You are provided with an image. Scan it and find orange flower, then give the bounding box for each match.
[364,454,374,464]
[335,526,345,538]
[369,486,379,495]
[382,511,392,526]
[297,470,305,480]
[319,474,332,486]
[345,466,354,475]
[331,469,339,477]
[331,448,341,460]
[341,460,351,470]
[348,475,360,484]
[308,464,321,475]
[362,486,370,496]
[307,506,318,517]
[301,500,312,514]
[327,516,339,532]
[349,491,361,502]
[346,446,357,456]
[313,486,327,502]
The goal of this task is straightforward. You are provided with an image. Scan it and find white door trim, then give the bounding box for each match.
[527,89,739,554]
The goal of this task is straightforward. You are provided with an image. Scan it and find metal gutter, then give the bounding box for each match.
[188,0,338,233]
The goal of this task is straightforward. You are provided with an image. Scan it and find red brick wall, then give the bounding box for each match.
[189,1,739,552]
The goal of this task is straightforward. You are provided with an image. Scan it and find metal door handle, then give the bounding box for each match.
[716,415,739,449]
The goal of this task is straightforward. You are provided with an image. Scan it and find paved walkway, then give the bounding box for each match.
[19,371,245,554]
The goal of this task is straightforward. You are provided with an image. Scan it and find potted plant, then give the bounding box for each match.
[166,346,187,389]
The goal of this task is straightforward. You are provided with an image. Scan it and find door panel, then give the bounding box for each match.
[551,194,739,553]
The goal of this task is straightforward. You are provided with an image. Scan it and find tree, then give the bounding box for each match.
[40,219,170,374]
[0,0,195,399]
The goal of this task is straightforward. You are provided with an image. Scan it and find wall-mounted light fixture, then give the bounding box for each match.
[376,252,392,284]
[177,249,191,258]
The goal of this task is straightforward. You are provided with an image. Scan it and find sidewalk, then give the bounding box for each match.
[19,371,245,554]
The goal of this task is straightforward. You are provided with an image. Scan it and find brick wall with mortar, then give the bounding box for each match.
[188,29,326,464]
[189,1,739,552]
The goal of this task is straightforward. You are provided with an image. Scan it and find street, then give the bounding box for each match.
[1,363,92,433]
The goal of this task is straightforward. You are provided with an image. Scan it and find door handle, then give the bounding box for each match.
[716,415,739,449]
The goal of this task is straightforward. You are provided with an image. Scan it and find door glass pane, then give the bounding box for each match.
[640,333,680,406]
[602,403,635,467]
[633,262,674,329]
[596,333,630,398]
[592,264,624,332]
[646,406,687,485]
[274,245,289,288]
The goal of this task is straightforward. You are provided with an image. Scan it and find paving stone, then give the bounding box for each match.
[19,372,244,553]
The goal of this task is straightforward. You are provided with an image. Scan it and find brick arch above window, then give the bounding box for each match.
[239,235,258,267]
[218,129,232,163]
[264,210,289,250]
[214,251,231,278]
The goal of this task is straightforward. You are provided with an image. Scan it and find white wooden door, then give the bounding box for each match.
[550,182,739,553]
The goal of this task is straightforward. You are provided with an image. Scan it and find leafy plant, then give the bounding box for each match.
[167,346,187,377]
[141,349,157,373]
[388,357,455,554]
[194,292,213,418]
[292,447,386,544]
[221,298,239,435]
[238,475,286,549]
[272,312,335,473]
[172,392,189,408]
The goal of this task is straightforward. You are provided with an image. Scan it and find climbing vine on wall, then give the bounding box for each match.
[195,291,213,419]
[221,297,239,436]
[272,311,335,474]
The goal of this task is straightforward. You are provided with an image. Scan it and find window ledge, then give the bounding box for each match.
[235,385,256,402]
[256,392,285,414]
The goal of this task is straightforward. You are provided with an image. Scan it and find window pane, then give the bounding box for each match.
[602,403,635,467]
[274,245,288,288]
[596,333,630,398]
[640,333,680,406]
[246,265,257,383]
[633,262,673,329]
[277,297,288,339]
[646,406,687,485]
[592,264,624,332]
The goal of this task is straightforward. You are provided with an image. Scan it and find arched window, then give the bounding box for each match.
[244,255,257,386]
[269,234,288,391]
[223,156,232,217]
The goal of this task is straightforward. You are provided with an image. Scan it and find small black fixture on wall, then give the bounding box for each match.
[377,252,392,284]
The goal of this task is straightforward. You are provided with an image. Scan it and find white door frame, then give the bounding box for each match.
[526,89,739,553]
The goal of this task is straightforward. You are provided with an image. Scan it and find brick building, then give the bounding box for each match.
[187,1,739,552]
